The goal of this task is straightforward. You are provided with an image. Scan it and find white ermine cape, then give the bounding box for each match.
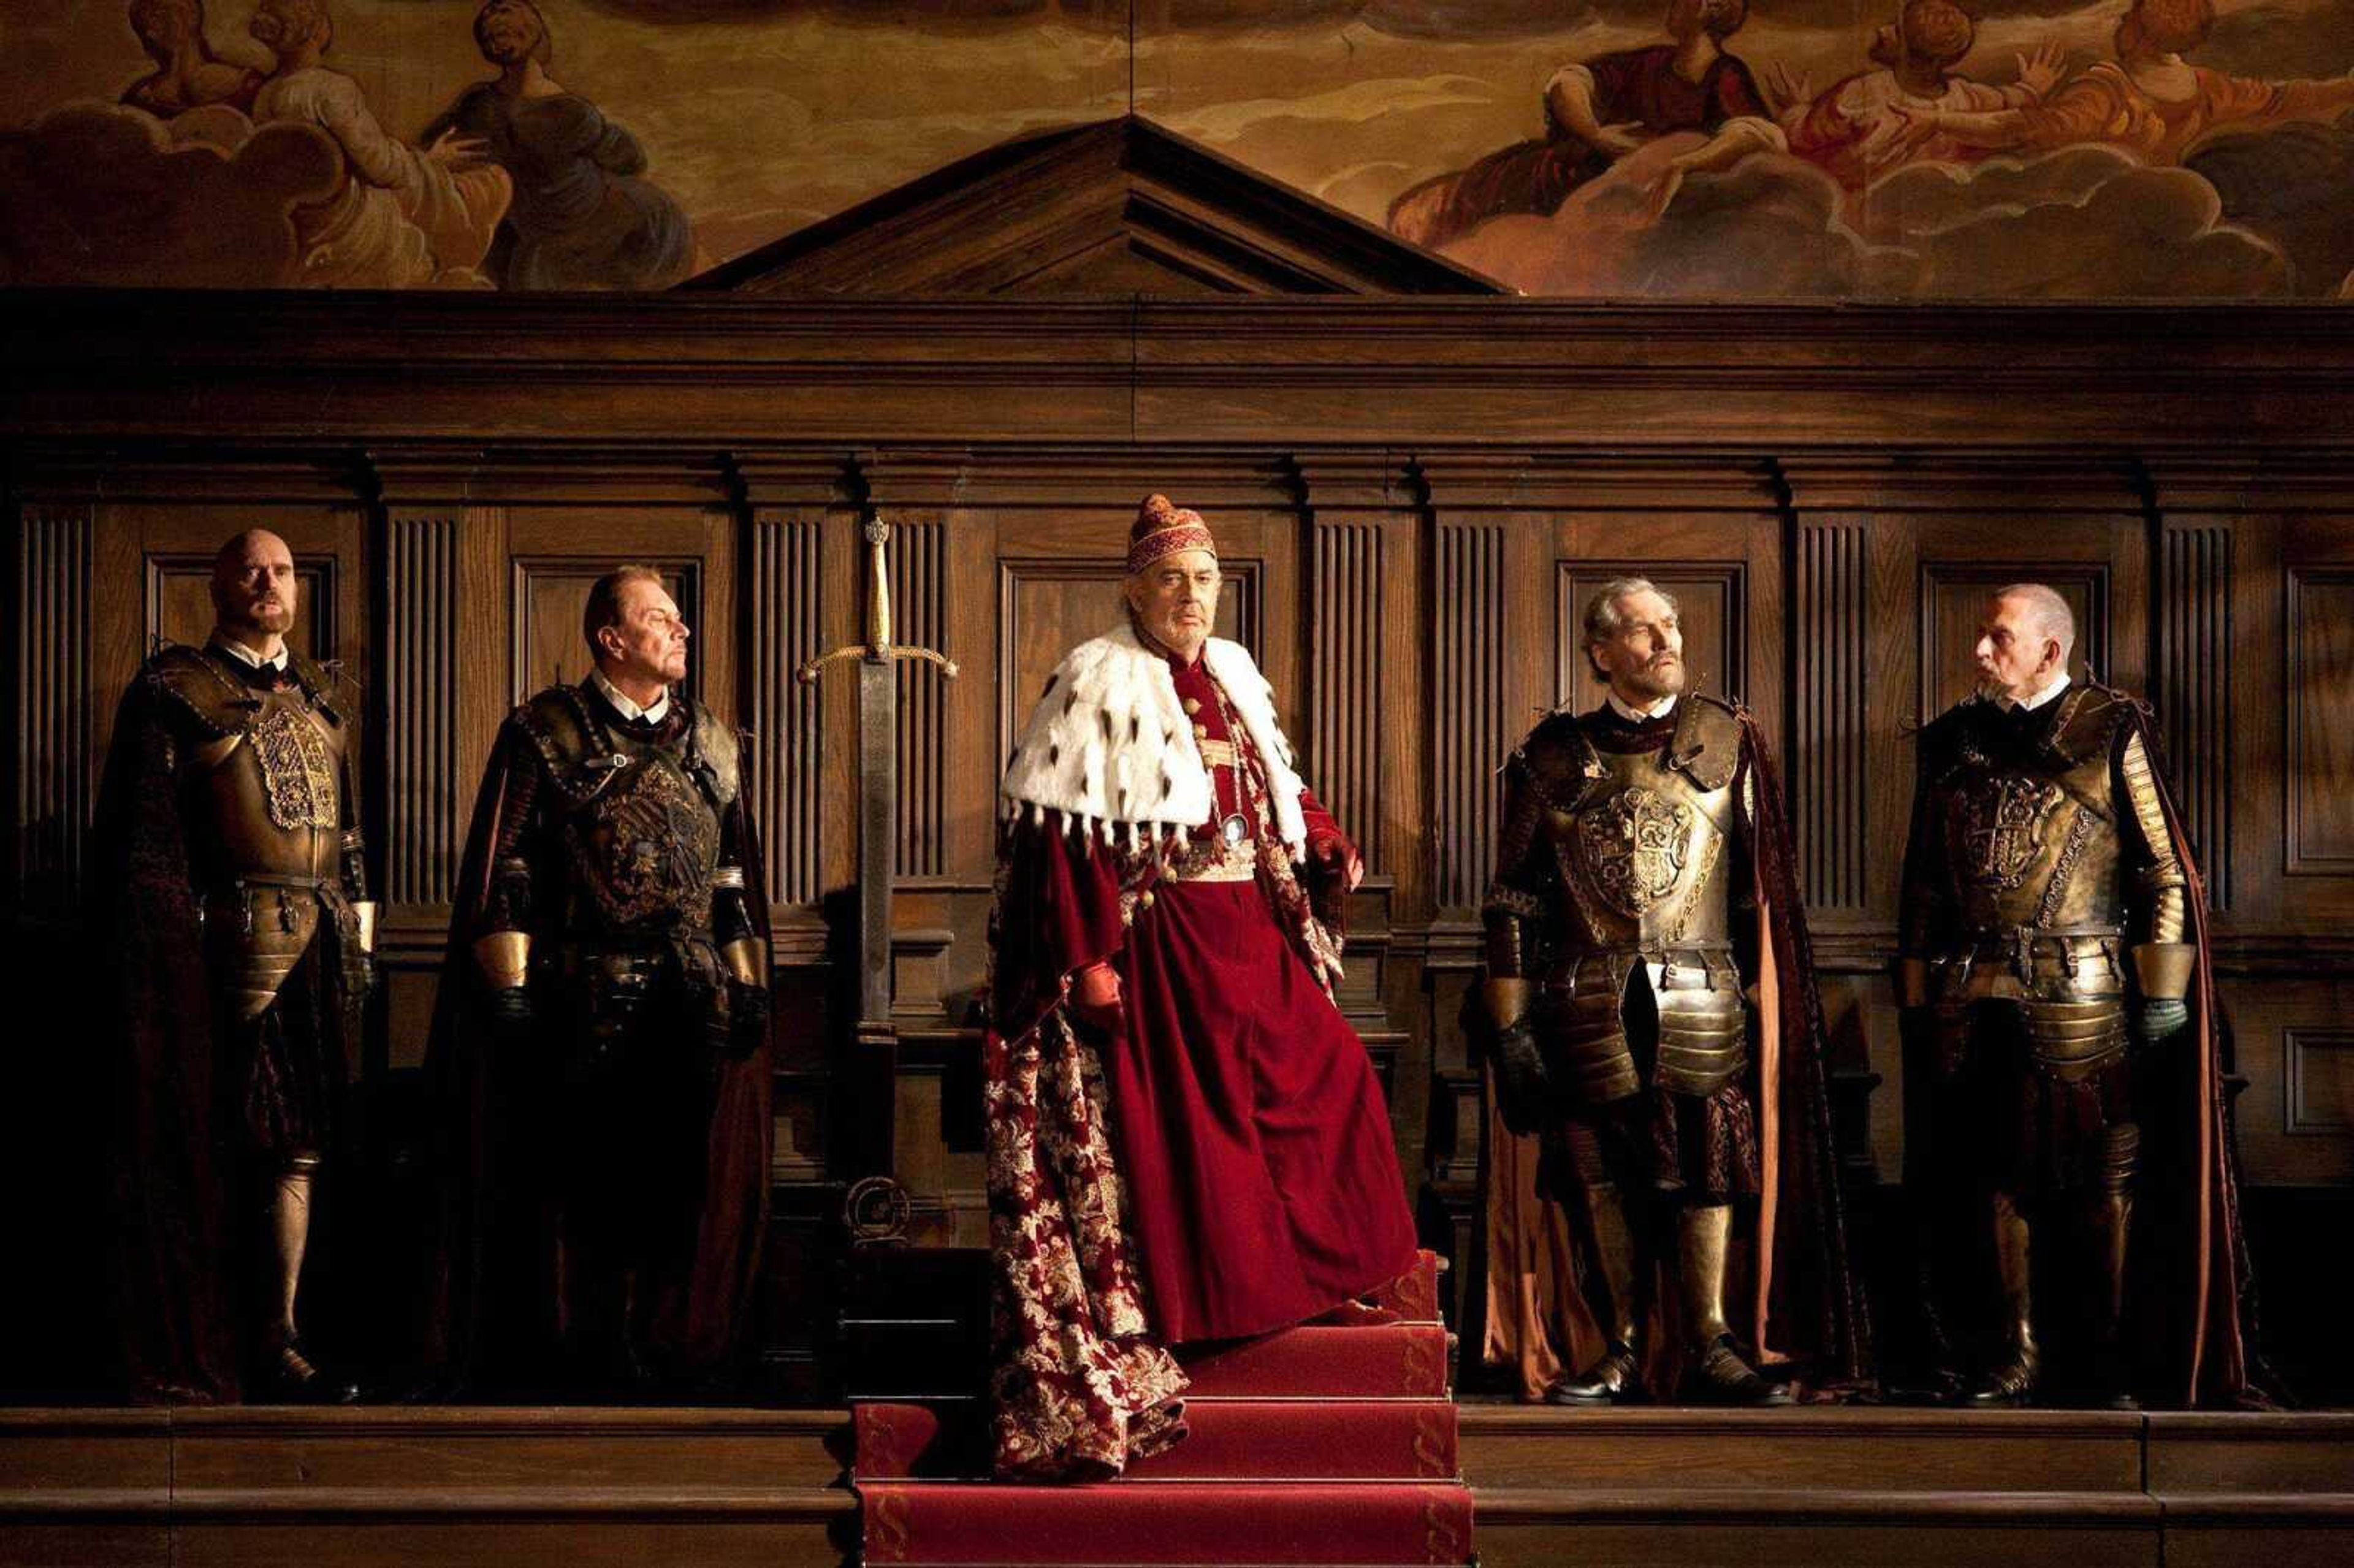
[1000,623,1310,852]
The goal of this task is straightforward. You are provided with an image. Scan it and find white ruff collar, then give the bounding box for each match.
[1000,623,1309,853]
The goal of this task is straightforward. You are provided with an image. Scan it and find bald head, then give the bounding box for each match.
[1973,582,2073,702]
[210,528,297,651]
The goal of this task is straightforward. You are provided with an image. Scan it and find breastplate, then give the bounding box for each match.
[560,742,723,938]
[183,683,346,888]
[1550,744,1732,956]
[1938,736,2124,937]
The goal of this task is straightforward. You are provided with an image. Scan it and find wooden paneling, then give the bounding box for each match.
[887,519,948,880]
[384,513,460,908]
[2286,1029,2354,1138]
[2160,522,2234,907]
[1430,517,1507,916]
[13,505,91,921]
[2286,568,2354,875]
[1308,517,1384,866]
[1797,522,1869,915]
[750,512,829,908]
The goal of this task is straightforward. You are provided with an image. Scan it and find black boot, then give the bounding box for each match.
[1545,1342,1644,1406]
[1543,1177,1646,1407]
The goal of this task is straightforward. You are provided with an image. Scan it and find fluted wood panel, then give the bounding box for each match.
[1799,522,1869,912]
[1309,518,1383,867]
[889,520,948,879]
[2161,523,2234,907]
[386,514,459,905]
[1433,519,1504,913]
[752,514,826,905]
[15,506,90,919]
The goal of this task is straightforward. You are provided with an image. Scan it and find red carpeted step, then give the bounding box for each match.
[1181,1323,1451,1399]
[856,1398,1460,1482]
[860,1480,1474,1564]
[1368,1250,1446,1323]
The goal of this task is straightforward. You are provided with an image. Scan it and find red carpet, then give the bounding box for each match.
[857,1250,1474,1565]
[1180,1323,1451,1399]
[858,1398,1460,1481]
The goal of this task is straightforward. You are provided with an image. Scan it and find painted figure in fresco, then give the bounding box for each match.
[1480,579,1866,1407]
[421,1,698,291]
[1387,0,1784,251]
[982,494,1417,1478]
[1886,0,2354,168]
[1897,585,2261,1407]
[421,567,771,1397]
[1773,0,2065,191]
[121,0,264,118]
[91,530,373,1404]
[248,0,512,286]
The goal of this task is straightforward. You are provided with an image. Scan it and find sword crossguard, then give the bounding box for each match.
[794,518,959,685]
[796,644,960,684]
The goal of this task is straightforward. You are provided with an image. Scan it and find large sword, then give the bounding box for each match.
[798,520,958,1091]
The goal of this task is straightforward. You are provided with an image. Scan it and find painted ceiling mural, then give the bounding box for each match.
[3,0,2351,296]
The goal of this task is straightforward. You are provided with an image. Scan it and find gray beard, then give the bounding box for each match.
[1620,661,1686,701]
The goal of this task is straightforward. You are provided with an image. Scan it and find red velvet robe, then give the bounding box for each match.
[994,649,1419,1349]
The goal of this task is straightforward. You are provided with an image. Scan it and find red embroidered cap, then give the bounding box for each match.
[1127,493,1217,576]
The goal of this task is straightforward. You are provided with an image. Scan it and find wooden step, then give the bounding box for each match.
[0,1407,852,1568]
[1458,1406,2146,1492]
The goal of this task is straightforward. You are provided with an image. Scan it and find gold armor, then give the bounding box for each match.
[1902,685,2192,1080]
[1487,697,1750,1108]
[149,645,368,1022]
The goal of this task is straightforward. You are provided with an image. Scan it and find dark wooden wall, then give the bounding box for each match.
[7,294,2352,1399]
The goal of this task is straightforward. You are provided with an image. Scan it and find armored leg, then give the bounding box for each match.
[1965,1189,2041,1407]
[1674,1201,1792,1406]
[1542,1121,1646,1406]
[256,1153,357,1404]
[2085,1124,2140,1409]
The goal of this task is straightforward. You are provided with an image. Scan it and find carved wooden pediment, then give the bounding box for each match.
[685,115,1503,297]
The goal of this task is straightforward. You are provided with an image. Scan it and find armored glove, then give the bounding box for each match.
[1490,1014,1549,1138]
[2138,998,2189,1043]
[486,984,533,1045]
[728,980,771,1059]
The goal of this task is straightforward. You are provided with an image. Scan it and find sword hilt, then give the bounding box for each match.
[793,519,958,684]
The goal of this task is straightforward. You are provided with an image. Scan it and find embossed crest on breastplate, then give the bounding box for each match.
[1954,774,2063,890]
[1579,785,1695,918]
[252,701,339,832]
[568,754,720,929]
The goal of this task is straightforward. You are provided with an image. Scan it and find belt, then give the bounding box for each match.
[1167,836,1258,884]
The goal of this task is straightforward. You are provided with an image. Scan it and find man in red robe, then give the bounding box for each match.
[983,494,1419,1479]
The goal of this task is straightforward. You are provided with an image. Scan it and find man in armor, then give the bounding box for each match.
[1899,583,2260,1407]
[424,565,771,1395]
[94,528,372,1402]
[1484,577,1865,1406]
